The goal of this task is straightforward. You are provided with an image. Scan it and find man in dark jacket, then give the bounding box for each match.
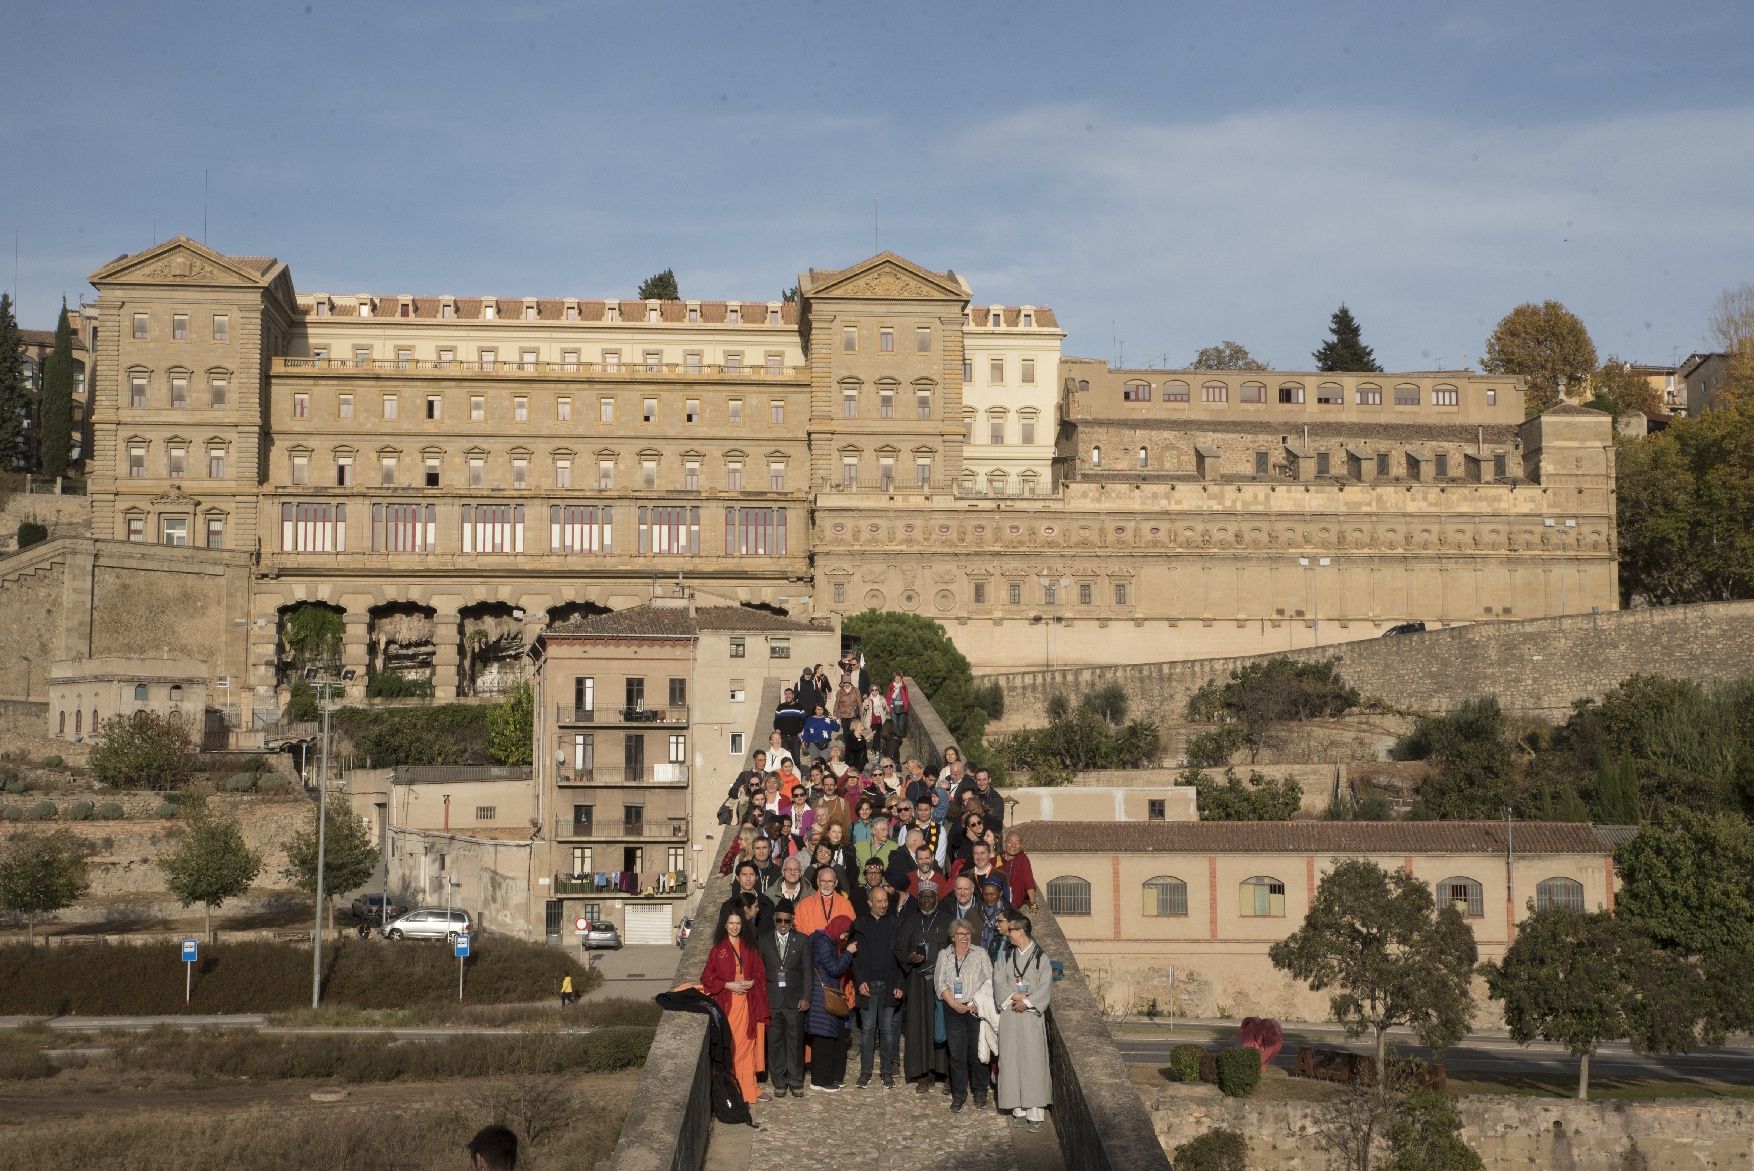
[850,884,902,1086]
[772,688,806,763]
[892,880,951,1091]
[794,669,820,715]
[758,898,812,1097]
[719,860,776,934]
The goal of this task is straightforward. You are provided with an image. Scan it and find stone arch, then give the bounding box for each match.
[459,601,529,697]
[276,600,345,687]
[367,601,437,692]
[547,601,611,629]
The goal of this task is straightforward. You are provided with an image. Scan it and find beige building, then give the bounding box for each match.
[47,652,210,742]
[1013,819,1614,1020]
[528,593,837,944]
[17,307,97,472]
[956,303,1064,495]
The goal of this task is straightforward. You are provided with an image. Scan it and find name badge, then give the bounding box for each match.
[777,973,787,987]
[952,980,965,1000]
[1016,980,1030,997]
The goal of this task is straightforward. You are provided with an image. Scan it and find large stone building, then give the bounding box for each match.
[0,233,1617,719]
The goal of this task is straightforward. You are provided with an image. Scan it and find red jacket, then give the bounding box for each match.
[701,939,769,1036]
[1005,851,1037,908]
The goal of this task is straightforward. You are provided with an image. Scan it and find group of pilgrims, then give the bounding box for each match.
[690,657,1056,1129]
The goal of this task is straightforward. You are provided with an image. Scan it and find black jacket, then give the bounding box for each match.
[850,908,901,1004]
[758,928,812,1011]
[772,704,806,737]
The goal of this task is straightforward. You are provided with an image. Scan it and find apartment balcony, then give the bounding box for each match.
[555,704,688,727]
[273,357,806,381]
[554,764,690,787]
[553,817,689,841]
[551,873,687,897]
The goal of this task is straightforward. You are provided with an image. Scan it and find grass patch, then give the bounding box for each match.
[1446,1074,1754,1102]
[0,938,593,1015]
[264,992,646,1031]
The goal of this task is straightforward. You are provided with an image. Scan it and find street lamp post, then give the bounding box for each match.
[1543,518,1577,617]
[1297,557,1331,647]
[306,666,355,1009]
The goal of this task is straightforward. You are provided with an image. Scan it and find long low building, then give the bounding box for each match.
[1012,819,1616,1022]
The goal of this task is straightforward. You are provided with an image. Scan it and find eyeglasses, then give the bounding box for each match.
[773,917,794,925]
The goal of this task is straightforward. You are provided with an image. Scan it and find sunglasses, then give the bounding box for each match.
[773,916,794,924]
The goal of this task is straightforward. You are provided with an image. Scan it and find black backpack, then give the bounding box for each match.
[655,987,756,1128]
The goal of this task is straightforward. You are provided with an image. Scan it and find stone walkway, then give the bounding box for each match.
[705,1078,1063,1171]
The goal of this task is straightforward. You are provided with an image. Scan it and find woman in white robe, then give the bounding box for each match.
[992,911,1053,1130]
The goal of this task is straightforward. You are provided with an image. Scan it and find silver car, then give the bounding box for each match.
[381,908,472,943]
[582,922,622,950]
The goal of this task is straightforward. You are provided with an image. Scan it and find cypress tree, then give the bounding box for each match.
[1313,303,1382,372]
[0,294,29,471]
[39,301,74,479]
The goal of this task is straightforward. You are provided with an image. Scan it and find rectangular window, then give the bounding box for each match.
[727,305,741,325]
[684,462,700,491]
[1486,389,1498,406]
[205,517,225,549]
[728,399,743,424]
[989,358,1004,383]
[1007,582,1021,605]
[842,458,859,488]
[338,394,353,419]
[207,450,226,478]
[470,396,485,422]
[879,390,894,418]
[1042,583,1056,605]
[917,392,932,420]
[963,358,973,382]
[280,502,347,552]
[916,326,932,352]
[1493,452,1508,479]
[132,313,148,339]
[170,376,188,408]
[598,460,614,490]
[726,507,787,556]
[167,446,187,478]
[1435,453,1450,478]
[915,459,931,486]
[770,400,784,425]
[383,394,398,419]
[1433,387,1459,406]
[642,459,657,489]
[843,391,858,418]
[842,326,857,352]
[667,678,687,707]
[599,398,614,424]
[290,454,309,484]
[514,396,528,422]
[1078,582,1092,605]
[684,351,703,374]
[1254,450,1270,475]
[520,349,537,371]
[426,395,441,420]
[460,503,525,554]
[160,516,188,545]
[468,456,485,488]
[474,806,496,822]
[685,399,700,423]
[561,349,580,372]
[371,503,437,553]
[879,327,894,353]
[643,398,657,424]
[557,396,572,421]
[1376,452,1392,477]
[126,516,145,541]
[172,314,189,341]
[729,637,745,659]
[425,457,441,488]
[831,581,845,604]
[769,639,790,659]
[640,505,699,555]
[550,505,613,554]
[973,581,987,604]
[206,377,226,408]
[555,459,572,489]
[354,346,372,368]
[1316,451,1331,476]
[395,347,413,369]
[380,455,397,485]
[667,734,687,764]
[335,456,353,487]
[1020,419,1035,445]
[130,374,148,408]
[643,351,661,374]
[768,463,785,491]
[724,351,743,373]
[603,349,620,372]
[989,420,1004,445]
[1148,800,1166,822]
[726,462,742,491]
[511,457,528,489]
[1114,582,1128,605]
[1356,386,1382,406]
[1021,358,1036,384]
[211,314,229,342]
[729,732,745,756]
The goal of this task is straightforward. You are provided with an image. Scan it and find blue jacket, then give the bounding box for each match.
[802,714,839,747]
[805,930,855,1037]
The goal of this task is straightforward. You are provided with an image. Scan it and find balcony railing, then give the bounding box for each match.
[552,872,687,896]
[555,764,690,786]
[274,357,805,379]
[553,817,689,840]
[555,705,689,726]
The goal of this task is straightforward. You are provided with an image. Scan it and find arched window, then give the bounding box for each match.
[1123,380,1151,402]
[1240,381,1267,404]
[1535,877,1584,913]
[91,709,98,733]
[1046,875,1092,916]
[1137,446,1148,469]
[1077,380,1090,393]
[1143,876,1188,917]
[1439,877,1484,918]
[75,710,82,735]
[1239,876,1285,917]
[1090,445,1101,467]
[133,684,148,702]
[57,711,65,735]
[1162,380,1190,403]
[1202,381,1228,403]
[1278,382,1305,405]
[169,684,184,702]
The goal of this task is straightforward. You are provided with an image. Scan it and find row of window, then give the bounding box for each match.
[126,369,231,409]
[277,502,790,558]
[960,356,1040,386]
[1044,874,1585,918]
[963,410,1041,446]
[123,513,226,547]
[131,312,229,342]
[1116,379,1485,409]
[1087,445,1511,481]
[306,344,789,373]
[287,389,801,426]
[312,298,782,324]
[965,579,1128,607]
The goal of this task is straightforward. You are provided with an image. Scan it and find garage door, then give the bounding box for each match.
[624,904,672,945]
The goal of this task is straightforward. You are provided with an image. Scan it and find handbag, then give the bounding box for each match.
[823,981,851,1018]
[715,803,734,826]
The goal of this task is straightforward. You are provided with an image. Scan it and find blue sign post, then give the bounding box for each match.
[181,939,198,1005]
[454,933,470,1002]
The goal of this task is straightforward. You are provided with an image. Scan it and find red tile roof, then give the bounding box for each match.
[299,295,799,324]
[1012,820,1610,856]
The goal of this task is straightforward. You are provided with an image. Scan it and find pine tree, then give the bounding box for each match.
[1313,304,1381,372]
[0,294,29,471]
[39,301,74,478]
[637,269,680,301]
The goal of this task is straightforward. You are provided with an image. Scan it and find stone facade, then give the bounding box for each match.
[46,652,209,743]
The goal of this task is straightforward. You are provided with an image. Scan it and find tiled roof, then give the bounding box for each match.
[1012,820,1611,856]
[969,306,1060,329]
[298,295,799,324]
[17,329,87,351]
[542,602,826,640]
[1543,402,1608,416]
[1593,825,1640,850]
[228,256,280,277]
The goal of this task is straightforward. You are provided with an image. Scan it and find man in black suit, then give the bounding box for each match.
[850,884,902,1087]
[758,898,812,1097]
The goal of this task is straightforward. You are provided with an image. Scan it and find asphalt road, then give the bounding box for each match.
[1114,1023,1754,1085]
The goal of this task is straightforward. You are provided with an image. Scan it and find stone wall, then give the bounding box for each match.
[1148,1083,1754,1170]
[982,601,1754,730]
[0,490,90,551]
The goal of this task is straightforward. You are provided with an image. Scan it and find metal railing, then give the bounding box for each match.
[554,764,690,787]
[555,704,688,725]
[552,872,687,896]
[552,817,688,840]
[274,357,805,379]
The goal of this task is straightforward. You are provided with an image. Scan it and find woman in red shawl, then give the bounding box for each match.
[700,905,771,1103]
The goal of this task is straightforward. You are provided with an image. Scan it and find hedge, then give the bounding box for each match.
[333,705,494,767]
[1170,1043,1206,1084]
[1215,1046,1262,1097]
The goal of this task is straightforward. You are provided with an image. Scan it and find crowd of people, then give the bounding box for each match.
[698,655,1054,1130]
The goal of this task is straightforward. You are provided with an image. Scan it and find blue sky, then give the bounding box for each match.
[3,0,1750,370]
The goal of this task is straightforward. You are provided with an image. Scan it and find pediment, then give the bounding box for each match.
[90,236,275,288]
[803,252,968,301]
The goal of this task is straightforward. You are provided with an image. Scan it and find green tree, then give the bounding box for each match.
[89,710,198,790]
[1399,698,1519,820]
[0,831,90,944]
[0,293,28,470]
[1381,1087,1483,1170]
[1588,358,1665,420]
[1186,657,1359,761]
[1188,766,1304,820]
[487,679,534,765]
[282,802,381,932]
[1078,681,1129,725]
[637,269,680,301]
[38,301,74,478]
[1614,810,1754,1036]
[157,808,263,942]
[781,282,801,303]
[1190,341,1269,371]
[1593,755,1641,824]
[1483,907,1702,1099]
[1616,400,1754,604]
[1269,860,1477,1069]
[1706,282,1754,406]
[281,603,344,676]
[842,610,999,757]
[1313,304,1382,373]
[1480,300,1597,415]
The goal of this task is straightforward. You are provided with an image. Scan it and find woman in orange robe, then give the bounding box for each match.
[701,906,771,1103]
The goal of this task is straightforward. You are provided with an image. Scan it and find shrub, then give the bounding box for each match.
[67,802,94,822]
[1215,1046,1262,1097]
[153,802,179,819]
[223,773,258,794]
[0,807,19,822]
[1173,1128,1249,1171]
[3,779,25,795]
[333,704,493,767]
[365,672,435,700]
[1185,723,1248,768]
[0,1047,55,1080]
[90,710,198,790]
[94,803,124,821]
[16,521,47,550]
[1190,766,1305,821]
[22,801,57,822]
[1170,1043,1206,1083]
[40,755,63,769]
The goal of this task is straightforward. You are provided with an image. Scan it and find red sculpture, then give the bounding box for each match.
[1239,1016,1284,1067]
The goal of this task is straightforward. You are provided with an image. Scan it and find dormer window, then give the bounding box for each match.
[687,305,700,323]
[606,303,620,322]
[524,303,537,320]
[767,307,780,324]
[441,300,456,320]
[564,303,579,321]
[647,304,660,322]
[727,305,741,325]
[358,298,372,318]
[1021,310,1034,328]
[483,302,497,320]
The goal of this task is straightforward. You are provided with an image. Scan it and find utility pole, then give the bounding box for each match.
[306,666,355,1008]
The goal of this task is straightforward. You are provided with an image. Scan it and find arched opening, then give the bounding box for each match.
[546,601,612,630]
[367,601,437,696]
[277,601,345,687]
[459,601,529,697]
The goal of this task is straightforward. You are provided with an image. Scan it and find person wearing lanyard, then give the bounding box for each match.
[892,880,952,1093]
[700,906,770,1105]
[757,899,812,1098]
[792,856,854,939]
[994,912,1053,1130]
[934,917,994,1112]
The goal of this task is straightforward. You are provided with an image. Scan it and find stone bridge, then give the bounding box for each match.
[601,686,1171,1171]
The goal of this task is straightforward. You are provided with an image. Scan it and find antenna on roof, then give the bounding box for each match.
[203,169,209,245]
[873,197,879,254]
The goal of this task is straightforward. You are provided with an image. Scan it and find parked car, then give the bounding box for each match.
[381,908,473,942]
[350,894,407,924]
[1382,621,1427,637]
[582,922,622,950]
